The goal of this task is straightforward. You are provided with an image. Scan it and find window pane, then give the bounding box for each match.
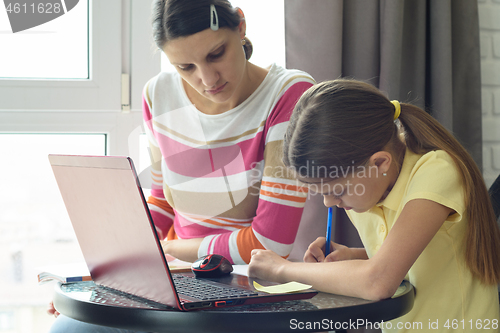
[230,0,285,68]
[0,0,89,79]
[161,0,285,72]
[0,134,105,333]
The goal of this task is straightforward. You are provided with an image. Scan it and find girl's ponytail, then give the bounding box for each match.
[398,104,500,284]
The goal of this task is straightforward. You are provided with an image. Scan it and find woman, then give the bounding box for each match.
[48,1,316,331]
[143,0,315,264]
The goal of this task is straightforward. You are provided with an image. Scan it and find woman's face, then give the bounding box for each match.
[162,24,247,110]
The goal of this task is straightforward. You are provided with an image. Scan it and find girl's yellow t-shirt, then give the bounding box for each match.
[346,149,499,333]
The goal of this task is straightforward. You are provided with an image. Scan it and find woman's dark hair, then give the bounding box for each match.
[283,78,500,285]
[151,0,253,60]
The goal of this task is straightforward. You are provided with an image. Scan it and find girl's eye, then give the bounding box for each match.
[332,191,344,199]
[321,192,342,200]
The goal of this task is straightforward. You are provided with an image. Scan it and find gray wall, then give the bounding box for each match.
[480,0,500,186]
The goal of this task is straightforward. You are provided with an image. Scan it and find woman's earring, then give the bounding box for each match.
[241,39,246,46]
[382,173,387,177]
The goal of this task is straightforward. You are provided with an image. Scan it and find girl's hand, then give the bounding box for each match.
[325,242,352,262]
[304,237,353,263]
[248,249,290,283]
[303,237,329,262]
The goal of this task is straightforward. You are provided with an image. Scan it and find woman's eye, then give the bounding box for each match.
[208,48,224,61]
[178,64,193,71]
[213,51,223,58]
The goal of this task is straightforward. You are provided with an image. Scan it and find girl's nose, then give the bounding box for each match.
[323,195,341,208]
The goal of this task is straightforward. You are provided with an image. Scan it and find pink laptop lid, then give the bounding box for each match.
[49,154,179,308]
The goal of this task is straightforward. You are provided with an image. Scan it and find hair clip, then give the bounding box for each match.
[210,4,219,31]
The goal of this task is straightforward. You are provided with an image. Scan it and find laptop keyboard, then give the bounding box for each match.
[172,274,258,300]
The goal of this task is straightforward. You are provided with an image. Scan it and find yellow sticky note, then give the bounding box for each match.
[253,281,312,294]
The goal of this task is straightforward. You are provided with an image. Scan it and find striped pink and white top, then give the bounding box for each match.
[142,64,314,264]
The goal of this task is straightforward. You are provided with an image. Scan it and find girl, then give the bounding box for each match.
[248,79,500,332]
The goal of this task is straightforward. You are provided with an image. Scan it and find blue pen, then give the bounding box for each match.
[325,207,333,256]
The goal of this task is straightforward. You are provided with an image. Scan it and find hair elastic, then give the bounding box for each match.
[391,100,401,120]
[210,4,219,31]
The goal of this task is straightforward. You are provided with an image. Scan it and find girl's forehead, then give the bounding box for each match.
[299,175,373,195]
[298,177,344,190]
[298,177,341,184]
[311,182,347,196]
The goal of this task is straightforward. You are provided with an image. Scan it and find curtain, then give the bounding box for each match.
[285,1,482,331]
[285,0,482,244]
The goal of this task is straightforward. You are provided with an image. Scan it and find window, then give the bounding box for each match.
[230,0,285,68]
[0,0,89,79]
[0,134,105,332]
[0,0,129,112]
[0,1,157,331]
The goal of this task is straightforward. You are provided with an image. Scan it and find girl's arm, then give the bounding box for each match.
[248,198,452,300]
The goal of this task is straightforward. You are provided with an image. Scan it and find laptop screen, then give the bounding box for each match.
[49,155,179,307]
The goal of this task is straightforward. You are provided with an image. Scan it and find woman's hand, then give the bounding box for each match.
[304,237,355,263]
[248,249,290,283]
[47,300,60,318]
[160,238,203,263]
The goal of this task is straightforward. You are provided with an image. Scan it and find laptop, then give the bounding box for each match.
[48,154,317,311]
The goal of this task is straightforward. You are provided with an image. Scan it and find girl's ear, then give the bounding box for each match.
[369,151,392,176]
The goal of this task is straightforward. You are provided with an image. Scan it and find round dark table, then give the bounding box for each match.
[53,280,414,333]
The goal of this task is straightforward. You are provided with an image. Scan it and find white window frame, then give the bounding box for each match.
[0,0,160,160]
